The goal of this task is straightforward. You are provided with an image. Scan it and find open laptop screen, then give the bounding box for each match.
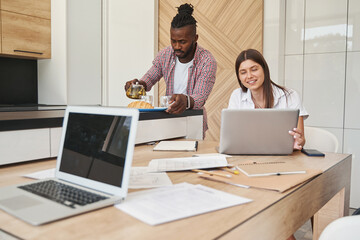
[59,112,132,187]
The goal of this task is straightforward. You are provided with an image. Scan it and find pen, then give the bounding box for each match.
[192,169,232,178]
[221,167,239,175]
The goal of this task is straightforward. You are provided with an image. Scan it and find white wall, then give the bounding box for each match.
[67,0,102,105]
[104,0,156,107]
[38,0,67,105]
[264,0,360,207]
[38,0,156,107]
[263,0,285,85]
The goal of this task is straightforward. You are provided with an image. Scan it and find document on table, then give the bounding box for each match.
[23,167,172,189]
[192,153,232,158]
[147,156,228,172]
[129,167,172,189]
[115,182,252,225]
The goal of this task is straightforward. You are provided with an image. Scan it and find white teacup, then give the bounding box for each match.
[141,95,153,105]
[160,96,172,108]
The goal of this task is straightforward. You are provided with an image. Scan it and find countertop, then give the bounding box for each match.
[0,105,66,131]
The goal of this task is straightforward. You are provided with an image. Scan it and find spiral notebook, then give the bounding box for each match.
[198,161,322,192]
[236,161,306,177]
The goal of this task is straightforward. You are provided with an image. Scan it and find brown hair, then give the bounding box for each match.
[235,49,288,108]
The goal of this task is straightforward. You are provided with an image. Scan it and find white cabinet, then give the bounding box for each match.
[0,127,62,165]
[66,0,101,105]
[50,127,62,157]
[0,129,50,165]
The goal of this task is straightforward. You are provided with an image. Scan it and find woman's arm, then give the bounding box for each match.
[289,116,305,150]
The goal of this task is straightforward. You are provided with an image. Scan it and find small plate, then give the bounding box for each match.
[138,107,167,112]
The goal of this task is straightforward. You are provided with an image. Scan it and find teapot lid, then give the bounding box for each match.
[132,82,144,89]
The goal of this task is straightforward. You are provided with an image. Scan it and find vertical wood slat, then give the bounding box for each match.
[158,0,263,141]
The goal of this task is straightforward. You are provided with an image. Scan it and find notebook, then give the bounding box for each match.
[235,161,306,177]
[219,109,299,155]
[0,106,139,225]
[153,140,198,152]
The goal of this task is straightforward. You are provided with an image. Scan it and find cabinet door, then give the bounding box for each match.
[1,0,51,19]
[50,127,62,157]
[0,128,50,165]
[1,10,51,58]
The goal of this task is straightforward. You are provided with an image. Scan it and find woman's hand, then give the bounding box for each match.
[289,127,305,150]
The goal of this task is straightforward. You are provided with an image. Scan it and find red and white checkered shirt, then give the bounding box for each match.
[140,44,217,133]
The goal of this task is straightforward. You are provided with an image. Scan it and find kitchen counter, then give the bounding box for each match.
[0,105,66,165]
[135,109,203,144]
[0,105,66,131]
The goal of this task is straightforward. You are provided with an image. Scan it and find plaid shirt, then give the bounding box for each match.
[140,44,217,133]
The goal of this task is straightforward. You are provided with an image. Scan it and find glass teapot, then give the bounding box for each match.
[126,82,146,99]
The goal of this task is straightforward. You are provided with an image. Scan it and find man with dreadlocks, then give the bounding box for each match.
[124,3,217,136]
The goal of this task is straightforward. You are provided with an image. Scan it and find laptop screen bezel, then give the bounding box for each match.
[55,106,139,196]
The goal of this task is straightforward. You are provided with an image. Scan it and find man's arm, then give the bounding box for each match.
[124,49,166,93]
[190,53,217,109]
[167,51,216,114]
[166,94,194,114]
[139,49,169,91]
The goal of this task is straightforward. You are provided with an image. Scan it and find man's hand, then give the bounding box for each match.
[124,79,147,91]
[166,94,188,114]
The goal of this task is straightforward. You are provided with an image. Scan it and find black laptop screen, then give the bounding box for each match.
[59,113,132,187]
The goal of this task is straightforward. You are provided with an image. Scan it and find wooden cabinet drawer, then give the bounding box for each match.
[0,0,51,19]
[1,10,51,59]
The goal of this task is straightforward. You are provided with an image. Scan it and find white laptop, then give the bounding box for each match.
[0,106,139,225]
[219,109,299,155]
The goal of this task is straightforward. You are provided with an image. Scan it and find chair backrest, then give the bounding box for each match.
[319,215,360,240]
[304,126,339,153]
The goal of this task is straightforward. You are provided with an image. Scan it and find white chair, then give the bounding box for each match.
[304,126,339,153]
[319,215,360,240]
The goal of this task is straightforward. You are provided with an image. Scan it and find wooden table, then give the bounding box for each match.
[0,141,351,240]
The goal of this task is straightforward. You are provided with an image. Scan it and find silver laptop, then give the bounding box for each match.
[0,106,139,225]
[219,109,299,155]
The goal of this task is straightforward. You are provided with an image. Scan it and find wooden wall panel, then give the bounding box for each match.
[158,0,263,141]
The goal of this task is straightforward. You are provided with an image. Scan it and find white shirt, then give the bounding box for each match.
[173,57,193,94]
[228,85,309,119]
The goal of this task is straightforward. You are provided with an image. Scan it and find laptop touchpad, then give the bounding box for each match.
[0,196,42,211]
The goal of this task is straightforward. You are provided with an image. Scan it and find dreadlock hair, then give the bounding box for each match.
[235,49,289,108]
[171,3,197,34]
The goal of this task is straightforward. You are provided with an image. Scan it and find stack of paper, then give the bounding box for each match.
[115,182,252,225]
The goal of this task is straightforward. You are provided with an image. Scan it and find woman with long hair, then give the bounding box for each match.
[228,49,308,150]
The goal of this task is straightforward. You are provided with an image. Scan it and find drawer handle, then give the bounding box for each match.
[14,50,43,55]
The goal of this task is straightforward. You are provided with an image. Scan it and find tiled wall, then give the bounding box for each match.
[283,0,360,207]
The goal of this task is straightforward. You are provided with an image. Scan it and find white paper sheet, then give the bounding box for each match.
[23,167,173,189]
[129,167,172,189]
[147,156,228,172]
[115,182,252,225]
[192,153,232,158]
[153,140,197,151]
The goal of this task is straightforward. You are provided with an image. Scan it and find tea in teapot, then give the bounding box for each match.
[126,82,146,99]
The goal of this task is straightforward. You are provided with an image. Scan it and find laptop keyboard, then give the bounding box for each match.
[19,180,109,208]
